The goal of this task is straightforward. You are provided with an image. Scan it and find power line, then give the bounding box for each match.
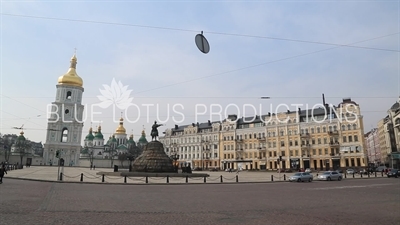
[1,13,398,52]
[130,32,399,95]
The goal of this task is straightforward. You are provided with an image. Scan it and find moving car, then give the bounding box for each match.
[318,171,342,181]
[387,169,399,178]
[289,172,313,182]
[346,168,356,174]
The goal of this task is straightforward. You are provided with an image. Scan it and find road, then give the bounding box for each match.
[0,178,399,224]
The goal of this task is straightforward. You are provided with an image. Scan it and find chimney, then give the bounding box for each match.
[192,123,195,127]
[174,125,178,129]
[287,110,290,114]
[208,120,211,125]
[197,122,199,126]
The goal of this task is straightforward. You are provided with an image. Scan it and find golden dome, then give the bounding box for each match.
[115,117,126,134]
[57,54,83,87]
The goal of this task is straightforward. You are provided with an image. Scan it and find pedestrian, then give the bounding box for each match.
[90,164,92,170]
[0,164,7,184]
[93,165,96,170]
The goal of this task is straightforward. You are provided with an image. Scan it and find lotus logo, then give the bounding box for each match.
[97,78,134,110]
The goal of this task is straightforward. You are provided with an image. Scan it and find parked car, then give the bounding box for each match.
[289,172,313,182]
[305,168,312,173]
[318,171,342,181]
[346,168,356,174]
[376,166,387,172]
[387,169,399,178]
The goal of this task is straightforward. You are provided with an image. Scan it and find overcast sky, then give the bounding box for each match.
[1,0,398,144]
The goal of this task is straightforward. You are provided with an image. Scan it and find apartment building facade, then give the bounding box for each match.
[160,98,367,171]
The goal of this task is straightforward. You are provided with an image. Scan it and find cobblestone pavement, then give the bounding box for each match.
[3,166,388,184]
[0,177,399,224]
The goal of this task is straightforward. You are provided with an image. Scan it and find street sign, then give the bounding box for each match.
[195,31,210,54]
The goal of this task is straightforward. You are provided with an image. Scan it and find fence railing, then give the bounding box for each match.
[57,171,387,184]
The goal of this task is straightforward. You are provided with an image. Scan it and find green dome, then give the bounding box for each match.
[17,131,26,141]
[85,128,95,141]
[138,130,148,144]
[128,135,136,146]
[94,126,104,139]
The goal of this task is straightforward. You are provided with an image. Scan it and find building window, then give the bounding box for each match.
[343,136,347,143]
[318,149,322,155]
[323,127,326,132]
[354,135,358,142]
[66,91,72,100]
[280,131,284,136]
[281,141,285,147]
[348,136,353,142]
[325,148,328,155]
[347,124,351,130]
[311,128,315,133]
[353,124,357,130]
[289,141,293,146]
[61,128,68,142]
[318,138,321,144]
[324,138,327,144]
[317,127,320,133]
[295,140,298,146]
[312,139,315,145]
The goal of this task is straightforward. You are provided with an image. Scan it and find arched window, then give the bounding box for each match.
[280,130,284,136]
[311,128,315,133]
[334,125,337,131]
[323,127,326,132]
[66,91,72,100]
[317,127,321,133]
[352,124,357,130]
[342,125,346,131]
[347,124,351,130]
[61,128,68,142]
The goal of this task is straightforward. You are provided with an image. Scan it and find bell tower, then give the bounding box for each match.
[43,52,85,166]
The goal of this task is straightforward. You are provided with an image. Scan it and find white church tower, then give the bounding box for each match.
[43,53,84,166]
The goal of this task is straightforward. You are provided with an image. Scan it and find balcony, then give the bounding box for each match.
[235,139,243,142]
[300,133,311,139]
[257,137,266,141]
[329,142,340,146]
[328,131,339,136]
[301,144,311,149]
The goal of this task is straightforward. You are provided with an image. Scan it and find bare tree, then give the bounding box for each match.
[0,134,13,162]
[104,141,118,168]
[15,138,32,166]
[118,152,127,168]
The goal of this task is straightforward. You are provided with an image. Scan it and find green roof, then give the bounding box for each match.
[85,128,95,141]
[94,131,104,139]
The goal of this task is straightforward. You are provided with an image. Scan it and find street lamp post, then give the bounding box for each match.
[170,150,180,172]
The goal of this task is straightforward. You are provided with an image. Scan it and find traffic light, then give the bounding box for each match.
[56,150,60,158]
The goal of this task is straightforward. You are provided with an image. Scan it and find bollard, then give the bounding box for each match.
[186,176,188,183]
[59,172,63,181]
[204,176,207,183]
[344,173,347,178]
[360,173,363,178]
[146,176,148,184]
[352,173,354,178]
[124,175,127,183]
[167,175,169,183]
[375,172,377,177]
[80,173,83,182]
[236,175,239,183]
[220,175,223,183]
[102,174,105,182]
[271,175,274,182]
[284,174,286,181]
[381,172,384,177]
[368,172,370,178]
